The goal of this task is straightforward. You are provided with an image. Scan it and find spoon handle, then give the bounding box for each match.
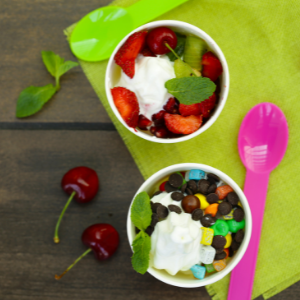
[127,0,189,28]
[227,170,270,300]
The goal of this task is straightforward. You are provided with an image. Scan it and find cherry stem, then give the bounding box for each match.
[53,191,76,244]
[55,248,92,280]
[165,42,180,59]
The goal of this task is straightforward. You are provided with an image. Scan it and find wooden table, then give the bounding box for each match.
[0,1,299,299]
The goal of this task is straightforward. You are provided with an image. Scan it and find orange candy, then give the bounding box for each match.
[224,248,229,259]
[204,203,219,217]
[213,259,226,272]
[215,185,234,200]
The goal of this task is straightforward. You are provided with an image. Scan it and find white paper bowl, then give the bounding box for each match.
[105,20,229,143]
[127,163,251,288]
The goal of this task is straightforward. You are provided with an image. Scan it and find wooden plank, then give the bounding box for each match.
[0,0,112,123]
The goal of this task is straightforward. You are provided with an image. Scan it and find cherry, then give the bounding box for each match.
[54,166,99,243]
[146,27,177,55]
[182,195,200,213]
[55,223,119,280]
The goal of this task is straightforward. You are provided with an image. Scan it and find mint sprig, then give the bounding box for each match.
[130,191,152,274]
[16,51,78,118]
[165,76,216,105]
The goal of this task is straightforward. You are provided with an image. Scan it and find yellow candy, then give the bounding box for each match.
[213,259,227,272]
[224,233,232,248]
[201,227,214,245]
[195,193,209,209]
[223,209,234,220]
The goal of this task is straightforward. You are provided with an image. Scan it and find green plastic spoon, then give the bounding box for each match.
[70,0,189,62]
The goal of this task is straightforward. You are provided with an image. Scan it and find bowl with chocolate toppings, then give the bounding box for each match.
[127,163,252,288]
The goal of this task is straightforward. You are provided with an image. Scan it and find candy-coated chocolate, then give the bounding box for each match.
[215,185,234,200]
[213,259,226,272]
[182,195,200,213]
[201,227,214,245]
[195,193,209,209]
[210,219,229,236]
[200,245,216,264]
[189,169,205,181]
[227,219,245,233]
[224,248,230,259]
[204,203,219,217]
[224,233,232,248]
[190,264,206,280]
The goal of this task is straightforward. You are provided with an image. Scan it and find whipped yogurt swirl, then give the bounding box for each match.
[150,192,203,276]
[117,55,175,120]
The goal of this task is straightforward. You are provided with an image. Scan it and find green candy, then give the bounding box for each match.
[205,263,215,273]
[210,220,229,236]
[227,219,245,233]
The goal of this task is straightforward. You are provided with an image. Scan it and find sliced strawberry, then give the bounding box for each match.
[140,47,156,57]
[164,113,203,135]
[114,31,148,78]
[179,103,201,117]
[201,51,223,82]
[199,93,217,118]
[152,110,166,126]
[111,87,139,128]
[138,114,152,130]
[163,97,179,114]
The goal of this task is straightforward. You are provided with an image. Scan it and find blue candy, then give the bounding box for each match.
[189,169,205,180]
[190,264,206,280]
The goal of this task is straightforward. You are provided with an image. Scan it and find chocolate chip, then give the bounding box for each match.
[233,208,245,222]
[171,191,184,201]
[226,192,239,206]
[206,193,219,204]
[215,251,226,260]
[151,213,159,227]
[153,191,162,197]
[200,214,215,227]
[212,235,226,249]
[215,211,224,219]
[207,173,220,183]
[156,204,169,219]
[218,202,232,215]
[186,188,194,195]
[215,248,225,254]
[169,173,183,188]
[235,229,244,243]
[181,183,187,193]
[192,208,203,221]
[207,182,217,194]
[197,179,210,194]
[168,205,182,214]
[231,239,241,251]
[151,202,162,213]
[165,181,178,193]
[228,247,234,257]
[145,226,154,236]
[187,180,198,194]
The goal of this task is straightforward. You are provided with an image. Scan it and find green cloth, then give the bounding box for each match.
[65,0,300,299]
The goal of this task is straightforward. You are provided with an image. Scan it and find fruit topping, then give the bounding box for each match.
[140,47,156,57]
[199,93,217,118]
[163,97,179,114]
[164,113,203,134]
[201,51,223,82]
[111,87,139,128]
[152,110,166,126]
[146,27,177,55]
[184,36,207,71]
[114,31,147,78]
[54,166,99,243]
[179,103,201,117]
[138,114,152,130]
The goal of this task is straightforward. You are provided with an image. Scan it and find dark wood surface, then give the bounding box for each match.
[0,1,299,299]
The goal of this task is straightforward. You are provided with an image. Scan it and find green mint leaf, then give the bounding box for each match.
[16,84,57,118]
[41,51,78,88]
[131,231,151,274]
[167,34,186,62]
[165,77,216,105]
[130,191,152,231]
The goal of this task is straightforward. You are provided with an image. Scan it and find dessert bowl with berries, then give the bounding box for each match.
[127,163,251,287]
[105,20,229,143]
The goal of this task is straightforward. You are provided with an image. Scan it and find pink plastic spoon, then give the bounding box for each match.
[228,103,288,300]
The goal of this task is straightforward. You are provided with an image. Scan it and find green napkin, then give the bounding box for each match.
[65,0,300,299]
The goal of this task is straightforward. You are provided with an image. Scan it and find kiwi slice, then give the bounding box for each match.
[174,59,197,78]
[184,36,207,71]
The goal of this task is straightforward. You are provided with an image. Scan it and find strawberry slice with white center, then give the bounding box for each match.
[164,113,203,135]
[114,31,148,78]
[111,87,139,128]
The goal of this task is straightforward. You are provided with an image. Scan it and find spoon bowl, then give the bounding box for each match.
[238,102,289,173]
